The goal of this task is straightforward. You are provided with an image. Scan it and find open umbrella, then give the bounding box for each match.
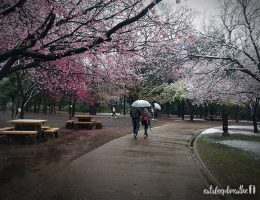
[131,100,151,108]
[154,103,161,110]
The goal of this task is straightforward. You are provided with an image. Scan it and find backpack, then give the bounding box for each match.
[130,108,139,119]
[142,113,149,125]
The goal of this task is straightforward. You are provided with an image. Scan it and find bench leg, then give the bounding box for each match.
[36,132,46,142]
[36,134,40,140]
[41,132,47,141]
[66,123,74,129]
[75,124,79,130]
[8,135,13,144]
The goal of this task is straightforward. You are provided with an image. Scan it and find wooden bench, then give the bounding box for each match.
[0,130,38,143]
[0,130,38,135]
[95,121,102,129]
[205,115,222,121]
[0,127,15,132]
[41,126,50,130]
[43,128,59,138]
[74,122,94,129]
[65,120,74,129]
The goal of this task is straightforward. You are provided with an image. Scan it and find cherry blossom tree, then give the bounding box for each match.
[178,59,260,132]
[128,4,195,109]
[1,0,189,114]
[140,4,195,84]
[31,56,93,103]
[188,0,260,83]
[180,0,260,132]
[79,52,143,114]
[0,0,168,81]
[15,70,40,118]
[230,73,259,133]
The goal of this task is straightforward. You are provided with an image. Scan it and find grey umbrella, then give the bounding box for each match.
[131,100,151,108]
[154,103,161,110]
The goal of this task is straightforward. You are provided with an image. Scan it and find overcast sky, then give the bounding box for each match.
[165,0,221,29]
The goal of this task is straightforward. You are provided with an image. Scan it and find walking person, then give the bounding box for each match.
[111,106,116,118]
[151,107,155,120]
[130,107,141,139]
[141,108,152,139]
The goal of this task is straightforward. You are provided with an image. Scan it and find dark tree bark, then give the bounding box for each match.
[235,105,240,122]
[181,100,185,120]
[251,100,259,133]
[204,103,208,119]
[187,99,194,121]
[89,104,97,115]
[72,101,76,117]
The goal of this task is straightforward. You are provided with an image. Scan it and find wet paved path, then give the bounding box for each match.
[18,122,220,200]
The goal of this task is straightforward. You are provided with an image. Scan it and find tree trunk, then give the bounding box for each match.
[33,103,37,113]
[15,72,27,119]
[89,104,97,115]
[11,98,16,119]
[20,101,25,119]
[42,92,47,113]
[166,102,170,117]
[72,101,76,117]
[187,99,194,121]
[247,107,252,120]
[204,103,208,119]
[37,102,40,113]
[53,99,56,114]
[190,109,194,121]
[69,102,72,119]
[181,100,185,120]
[235,105,240,122]
[177,101,181,117]
[199,106,203,118]
[252,101,259,133]
[252,113,258,133]
[58,100,62,111]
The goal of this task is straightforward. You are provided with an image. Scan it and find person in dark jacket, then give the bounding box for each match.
[130,107,141,139]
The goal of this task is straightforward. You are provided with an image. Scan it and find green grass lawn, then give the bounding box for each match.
[196,134,260,200]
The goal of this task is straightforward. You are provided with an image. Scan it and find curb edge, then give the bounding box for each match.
[188,130,233,200]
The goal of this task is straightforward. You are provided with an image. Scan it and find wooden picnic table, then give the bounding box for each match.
[74,115,95,129]
[74,115,94,122]
[8,119,47,139]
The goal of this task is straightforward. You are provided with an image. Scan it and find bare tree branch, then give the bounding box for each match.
[0,0,27,16]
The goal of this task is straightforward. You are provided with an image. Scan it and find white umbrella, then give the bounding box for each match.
[131,100,151,108]
[154,103,161,110]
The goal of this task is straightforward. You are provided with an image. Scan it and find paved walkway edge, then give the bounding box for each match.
[190,130,232,200]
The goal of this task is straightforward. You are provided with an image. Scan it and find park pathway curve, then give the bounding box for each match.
[21,122,220,200]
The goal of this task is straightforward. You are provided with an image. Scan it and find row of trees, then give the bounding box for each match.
[136,0,260,132]
[0,0,259,132]
[0,0,192,116]
[0,0,176,116]
[184,0,260,132]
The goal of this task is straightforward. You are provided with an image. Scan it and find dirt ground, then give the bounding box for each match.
[0,112,166,194]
